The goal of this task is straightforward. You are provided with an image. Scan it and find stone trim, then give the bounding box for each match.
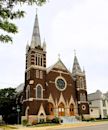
[48,69,70,75]
[77,88,87,91]
[58,92,66,106]
[78,101,89,104]
[55,76,67,91]
[48,93,55,107]
[23,98,49,103]
[26,65,46,72]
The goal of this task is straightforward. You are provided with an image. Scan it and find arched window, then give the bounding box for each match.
[26,85,30,99]
[36,70,39,78]
[40,71,43,79]
[79,77,84,89]
[36,84,43,99]
[81,78,84,88]
[41,57,43,66]
[38,56,40,66]
[36,54,37,65]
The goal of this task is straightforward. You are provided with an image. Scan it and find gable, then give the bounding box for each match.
[53,60,67,70]
[47,59,71,74]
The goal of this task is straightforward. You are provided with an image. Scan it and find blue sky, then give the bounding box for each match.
[0,0,108,93]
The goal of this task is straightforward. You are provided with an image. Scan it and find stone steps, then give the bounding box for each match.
[60,116,81,124]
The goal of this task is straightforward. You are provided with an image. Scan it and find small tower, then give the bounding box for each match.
[72,54,89,115]
[23,12,47,121]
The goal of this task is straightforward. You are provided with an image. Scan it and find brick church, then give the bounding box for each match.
[22,12,89,123]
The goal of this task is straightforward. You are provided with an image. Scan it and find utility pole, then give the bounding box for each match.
[16,105,20,124]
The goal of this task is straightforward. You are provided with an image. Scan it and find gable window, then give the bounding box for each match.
[36,84,43,99]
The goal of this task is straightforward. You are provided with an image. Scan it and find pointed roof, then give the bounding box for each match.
[54,59,67,70]
[31,12,41,48]
[47,58,68,73]
[58,92,66,106]
[72,55,82,75]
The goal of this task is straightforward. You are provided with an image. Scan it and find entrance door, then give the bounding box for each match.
[70,104,74,116]
[58,103,65,116]
[48,103,54,115]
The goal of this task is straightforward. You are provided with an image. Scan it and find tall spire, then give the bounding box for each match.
[72,54,82,75]
[31,10,41,48]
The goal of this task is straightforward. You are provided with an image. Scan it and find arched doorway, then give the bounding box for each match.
[69,104,74,116]
[58,102,65,116]
[48,103,54,115]
[38,113,46,123]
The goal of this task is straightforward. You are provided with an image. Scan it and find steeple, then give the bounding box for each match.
[31,11,41,48]
[72,54,82,75]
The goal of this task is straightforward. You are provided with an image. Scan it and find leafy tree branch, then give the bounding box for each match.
[0,0,47,43]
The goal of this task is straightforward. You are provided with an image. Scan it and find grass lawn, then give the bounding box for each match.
[94,119,108,122]
[0,125,17,130]
[35,123,60,127]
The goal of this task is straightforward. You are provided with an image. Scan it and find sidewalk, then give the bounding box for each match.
[14,121,108,130]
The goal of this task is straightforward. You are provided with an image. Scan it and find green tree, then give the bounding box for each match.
[0,88,17,124]
[0,0,46,43]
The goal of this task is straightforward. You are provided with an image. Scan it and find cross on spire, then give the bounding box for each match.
[58,53,60,60]
[36,8,38,15]
[74,49,76,56]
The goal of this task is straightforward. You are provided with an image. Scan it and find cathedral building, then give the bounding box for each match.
[22,12,89,123]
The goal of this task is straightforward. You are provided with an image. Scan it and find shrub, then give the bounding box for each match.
[31,120,37,125]
[39,119,45,124]
[22,119,28,126]
[51,117,60,124]
[82,118,95,122]
[75,115,81,120]
[46,118,52,123]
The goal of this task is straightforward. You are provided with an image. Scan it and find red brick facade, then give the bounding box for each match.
[22,13,89,123]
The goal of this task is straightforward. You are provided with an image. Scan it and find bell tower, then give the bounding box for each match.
[26,13,46,70]
[23,12,47,116]
[72,54,89,115]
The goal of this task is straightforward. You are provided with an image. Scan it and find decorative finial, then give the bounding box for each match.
[58,53,60,60]
[27,40,29,45]
[83,66,85,73]
[36,8,38,15]
[74,49,76,56]
[44,37,45,42]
